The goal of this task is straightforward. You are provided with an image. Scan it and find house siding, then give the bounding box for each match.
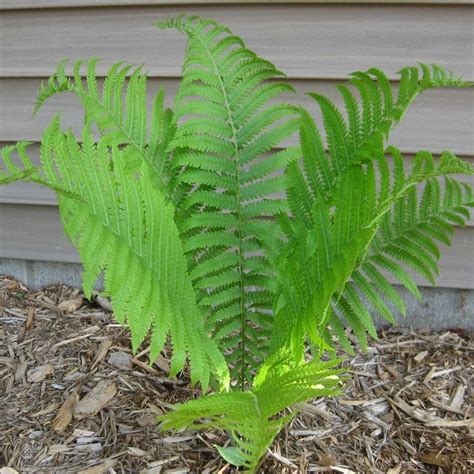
[0,1,473,292]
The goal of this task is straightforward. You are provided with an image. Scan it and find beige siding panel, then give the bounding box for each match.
[1,203,472,288]
[2,1,473,10]
[1,5,473,80]
[1,78,473,155]
[0,176,54,206]
[0,204,77,263]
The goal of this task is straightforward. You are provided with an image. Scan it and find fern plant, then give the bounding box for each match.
[1,15,472,472]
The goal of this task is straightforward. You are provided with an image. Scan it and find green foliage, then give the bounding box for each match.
[1,120,228,392]
[273,64,473,357]
[158,15,301,387]
[1,14,473,473]
[160,348,343,472]
[34,58,176,197]
[274,148,473,356]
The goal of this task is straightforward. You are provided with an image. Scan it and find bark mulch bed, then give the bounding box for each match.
[0,275,473,473]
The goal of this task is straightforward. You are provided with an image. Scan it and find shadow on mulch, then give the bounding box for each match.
[0,275,472,473]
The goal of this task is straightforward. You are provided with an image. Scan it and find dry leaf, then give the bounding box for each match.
[0,468,20,474]
[27,364,54,383]
[58,298,83,313]
[52,391,80,432]
[74,380,117,420]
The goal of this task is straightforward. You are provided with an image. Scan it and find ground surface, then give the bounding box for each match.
[0,275,473,474]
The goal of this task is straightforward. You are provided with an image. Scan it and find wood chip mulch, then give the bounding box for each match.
[0,275,473,474]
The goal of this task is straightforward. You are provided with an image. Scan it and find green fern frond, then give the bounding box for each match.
[34,59,74,113]
[159,348,343,473]
[1,122,229,391]
[33,58,176,198]
[158,14,301,387]
[277,61,472,354]
[274,143,473,354]
[1,142,38,184]
[329,149,473,349]
[294,64,471,210]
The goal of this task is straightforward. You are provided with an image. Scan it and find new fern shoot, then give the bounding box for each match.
[1,15,472,473]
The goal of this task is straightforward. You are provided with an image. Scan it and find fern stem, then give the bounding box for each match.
[190,32,248,390]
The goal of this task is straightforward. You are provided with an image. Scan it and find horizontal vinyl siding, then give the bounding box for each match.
[0,1,473,290]
[1,78,473,155]
[1,5,473,79]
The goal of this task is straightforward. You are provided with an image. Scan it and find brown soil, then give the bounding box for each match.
[0,275,472,473]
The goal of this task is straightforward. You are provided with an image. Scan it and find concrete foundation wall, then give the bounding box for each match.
[1,257,472,331]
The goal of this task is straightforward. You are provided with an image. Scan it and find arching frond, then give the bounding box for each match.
[292,64,472,214]
[336,150,474,347]
[274,146,473,354]
[0,120,229,391]
[158,15,301,386]
[34,58,176,198]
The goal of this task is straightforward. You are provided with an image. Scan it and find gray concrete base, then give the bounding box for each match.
[376,286,473,331]
[1,257,83,290]
[1,257,473,330]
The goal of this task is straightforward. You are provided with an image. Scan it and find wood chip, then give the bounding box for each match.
[74,380,117,420]
[449,384,466,411]
[14,357,27,382]
[77,459,117,474]
[423,366,437,383]
[108,351,132,371]
[127,447,147,457]
[52,391,80,432]
[414,350,428,363]
[425,417,474,428]
[154,354,170,373]
[91,337,113,370]
[27,364,54,382]
[53,326,100,348]
[18,307,36,342]
[95,295,113,312]
[419,451,450,467]
[401,439,417,456]
[386,464,402,474]
[162,436,195,444]
[268,449,298,468]
[131,356,161,376]
[58,298,83,313]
